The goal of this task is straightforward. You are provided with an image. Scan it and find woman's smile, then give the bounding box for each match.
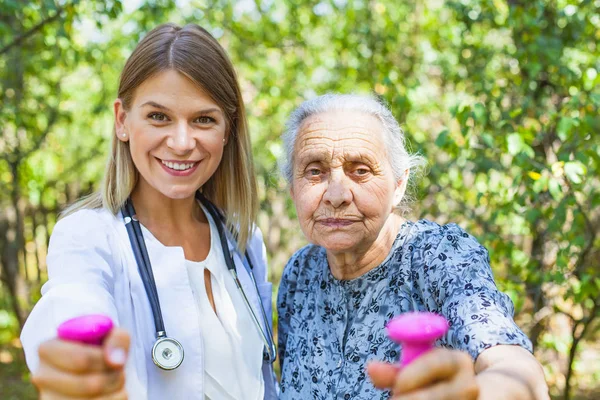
[157,157,200,177]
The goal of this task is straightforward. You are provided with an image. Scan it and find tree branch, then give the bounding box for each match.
[41,138,106,191]
[554,304,577,322]
[0,5,65,56]
[564,300,599,400]
[563,179,598,275]
[22,102,61,159]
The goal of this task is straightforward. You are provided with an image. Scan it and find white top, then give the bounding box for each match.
[20,207,278,400]
[185,208,264,400]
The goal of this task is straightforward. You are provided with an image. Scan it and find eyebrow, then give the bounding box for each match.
[140,101,172,111]
[297,149,379,166]
[297,148,331,164]
[140,101,223,115]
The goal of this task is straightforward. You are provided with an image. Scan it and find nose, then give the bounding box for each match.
[166,123,196,153]
[323,169,352,208]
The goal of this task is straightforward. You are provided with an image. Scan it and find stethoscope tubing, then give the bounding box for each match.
[241,249,276,354]
[122,193,276,368]
[231,268,277,362]
[123,201,165,334]
[196,192,277,362]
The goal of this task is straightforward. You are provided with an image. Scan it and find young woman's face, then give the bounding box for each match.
[114,69,227,200]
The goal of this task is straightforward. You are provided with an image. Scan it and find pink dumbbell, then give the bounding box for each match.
[57,314,114,345]
[386,312,449,366]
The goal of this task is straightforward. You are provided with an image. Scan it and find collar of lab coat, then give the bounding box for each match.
[116,209,268,341]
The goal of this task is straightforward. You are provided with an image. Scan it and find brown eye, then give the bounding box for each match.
[195,116,216,124]
[305,166,324,178]
[352,165,373,177]
[148,112,168,122]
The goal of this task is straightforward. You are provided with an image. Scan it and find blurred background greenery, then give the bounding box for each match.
[0,0,598,399]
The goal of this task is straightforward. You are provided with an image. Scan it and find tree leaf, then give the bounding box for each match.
[564,161,586,184]
[507,133,522,156]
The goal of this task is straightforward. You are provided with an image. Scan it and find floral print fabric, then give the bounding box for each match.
[277,220,532,399]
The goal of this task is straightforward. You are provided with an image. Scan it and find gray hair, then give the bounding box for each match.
[280,93,426,211]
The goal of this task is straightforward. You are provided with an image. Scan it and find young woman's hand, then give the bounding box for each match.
[32,328,130,399]
[367,348,479,399]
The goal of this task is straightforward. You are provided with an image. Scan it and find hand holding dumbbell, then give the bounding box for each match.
[31,314,130,399]
[368,311,478,399]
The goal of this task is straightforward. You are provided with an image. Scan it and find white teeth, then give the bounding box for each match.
[161,160,196,171]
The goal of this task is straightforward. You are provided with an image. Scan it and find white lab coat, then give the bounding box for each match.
[20,207,278,400]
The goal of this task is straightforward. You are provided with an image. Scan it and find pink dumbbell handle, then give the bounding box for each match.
[386,312,449,366]
[400,341,436,365]
[57,314,114,346]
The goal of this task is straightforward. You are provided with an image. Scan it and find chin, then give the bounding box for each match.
[313,234,360,253]
[160,186,198,200]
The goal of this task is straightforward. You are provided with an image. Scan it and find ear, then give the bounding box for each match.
[392,169,410,207]
[224,126,230,146]
[114,98,129,142]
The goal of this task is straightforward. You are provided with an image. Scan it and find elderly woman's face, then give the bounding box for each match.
[291,111,403,253]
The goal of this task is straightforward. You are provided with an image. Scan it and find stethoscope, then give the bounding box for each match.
[121,192,277,370]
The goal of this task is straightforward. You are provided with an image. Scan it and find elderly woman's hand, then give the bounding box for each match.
[367,348,479,399]
[32,328,130,399]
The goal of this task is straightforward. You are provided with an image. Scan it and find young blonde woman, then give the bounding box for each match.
[21,23,277,400]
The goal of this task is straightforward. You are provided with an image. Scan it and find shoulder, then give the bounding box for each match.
[404,219,476,245]
[246,224,266,252]
[53,208,118,238]
[277,244,325,320]
[289,243,327,264]
[49,208,121,255]
[242,224,270,282]
[286,243,326,273]
[402,220,496,309]
[279,244,326,288]
[46,208,124,283]
[403,219,487,263]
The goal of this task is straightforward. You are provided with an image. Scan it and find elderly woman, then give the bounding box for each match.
[277,94,549,399]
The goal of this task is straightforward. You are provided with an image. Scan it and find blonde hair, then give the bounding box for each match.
[63,23,258,250]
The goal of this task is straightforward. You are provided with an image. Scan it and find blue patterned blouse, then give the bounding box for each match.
[277,220,533,400]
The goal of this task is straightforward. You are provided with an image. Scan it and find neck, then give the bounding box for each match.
[130,181,203,231]
[327,214,404,280]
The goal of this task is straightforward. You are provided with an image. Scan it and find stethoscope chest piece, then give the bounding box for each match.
[152,335,184,370]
